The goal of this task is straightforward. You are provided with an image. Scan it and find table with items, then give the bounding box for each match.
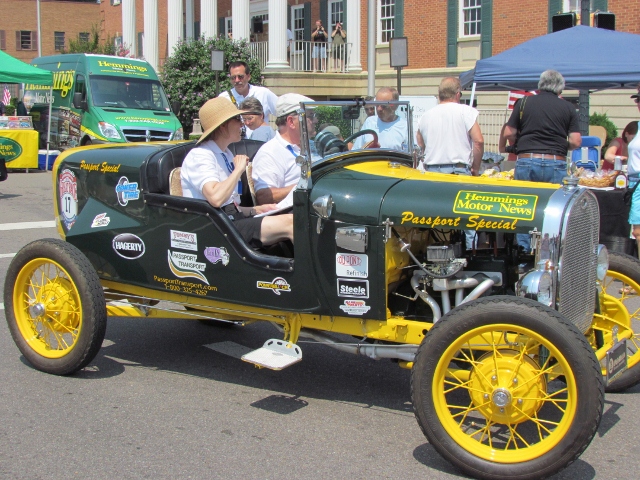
[0,116,38,169]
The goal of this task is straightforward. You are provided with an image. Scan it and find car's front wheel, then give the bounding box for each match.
[4,239,107,375]
[411,296,603,480]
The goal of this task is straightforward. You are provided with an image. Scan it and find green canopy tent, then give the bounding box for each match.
[0,50,54,168]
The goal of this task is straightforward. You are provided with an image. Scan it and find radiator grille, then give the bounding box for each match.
[121,128,173,142]
[557,190,600,333]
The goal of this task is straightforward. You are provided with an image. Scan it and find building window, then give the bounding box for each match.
[460,0,481,37]
[225,17,232,38]
[328,0,344,32]
[0,30,5,50]
[78,32,90,43]
[563,0,593,11]
[54,31,65,51]
[292,5,305,43]
[16,30,37,50]
[379,0,395,44]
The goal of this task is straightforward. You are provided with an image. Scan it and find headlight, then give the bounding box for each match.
[98,121,121,140]
[174,127,184,140]
[517,269,553,307]
[596,244,609,282]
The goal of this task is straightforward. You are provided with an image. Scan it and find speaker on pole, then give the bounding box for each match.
[594,12,615,30]
[552,12,577,32]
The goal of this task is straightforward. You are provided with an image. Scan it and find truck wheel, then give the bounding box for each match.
[4,239,107,375]
[600,251,640,392]
[411,296,603,480]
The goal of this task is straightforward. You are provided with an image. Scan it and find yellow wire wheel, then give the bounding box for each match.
[411,296,604,480]
[599,251,640,392]
[4,239,107,375]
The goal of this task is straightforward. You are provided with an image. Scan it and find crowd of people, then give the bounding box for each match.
[181,57,640,257]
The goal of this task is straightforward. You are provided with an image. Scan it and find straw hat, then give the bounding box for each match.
[196,97,253,145]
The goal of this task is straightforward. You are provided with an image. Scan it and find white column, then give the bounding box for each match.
[347,0,362,72]
[265,0,289,70]
[201,0,218,39]
[186,0,194,39]
[167,0,183,56]
[143,0,159,70]
[232,0,250,40]
[122,0,136,58]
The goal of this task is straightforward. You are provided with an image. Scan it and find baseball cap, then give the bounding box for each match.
[321,125,341,137]
[276,93,314,118]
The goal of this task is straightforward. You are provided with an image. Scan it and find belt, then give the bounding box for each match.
[517,153,565,161]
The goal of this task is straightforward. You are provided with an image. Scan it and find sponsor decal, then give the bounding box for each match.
[336,253,368,278]
[453,191,538,221]
[112,233,145,259]
[97,60,148,73]
[339,300,371,316]
[257,277,291,295]
[400,213,461,227]
[59,169,78,229]
[337,278,369,299]
[153,275,218,296]
[116,176,140,206]
[91,213,111,228]
[79,160,121,174]
[167,250,208,285]
[26,70,75,97]
[114,116,170,125]
[204,246,230,266]
[0,137,23,160]
[170,230,198,251]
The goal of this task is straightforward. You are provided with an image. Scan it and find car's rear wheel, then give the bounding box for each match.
[599,251,640,392]
[4,239,107,375]
[411,296,603,480]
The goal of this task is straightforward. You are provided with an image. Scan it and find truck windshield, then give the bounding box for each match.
[89,76,171,111]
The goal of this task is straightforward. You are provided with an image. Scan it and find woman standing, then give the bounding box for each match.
[603,121,638,170]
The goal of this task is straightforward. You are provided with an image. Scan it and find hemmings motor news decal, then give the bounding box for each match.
[336,253,368,278]
[337,278,369,299]
[116,176,140,206]
[339,300,371,316]
[167,250,208,285]
[453,191,538,221]
[257,277,291,295]
[170,230,198,251]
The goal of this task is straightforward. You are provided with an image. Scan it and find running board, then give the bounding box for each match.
[241,339,302,370]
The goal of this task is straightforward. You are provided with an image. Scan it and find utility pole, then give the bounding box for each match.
[36,0,42,57]
[367,0,376,96]
[578,0,590,136]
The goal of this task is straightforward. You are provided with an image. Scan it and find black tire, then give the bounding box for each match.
[601,251,640,392]
[411,296,604,480]
[4,239,107,375]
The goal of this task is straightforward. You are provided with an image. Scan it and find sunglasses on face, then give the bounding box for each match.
[230,74,246,81]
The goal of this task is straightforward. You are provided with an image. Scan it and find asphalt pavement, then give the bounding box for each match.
[1,169,639,480]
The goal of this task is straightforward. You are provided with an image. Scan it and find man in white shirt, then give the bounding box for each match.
[416,77,484,176]
[352,87,408,151]
[218,61,278,120]
[252,93,314,205]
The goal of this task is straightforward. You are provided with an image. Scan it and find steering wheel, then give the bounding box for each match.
[344,129,380,149]
[315,131,347,157]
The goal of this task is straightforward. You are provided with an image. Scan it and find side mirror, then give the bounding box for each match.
[72,92,87,110]
[171,101,182,115]
[342,105,360,120]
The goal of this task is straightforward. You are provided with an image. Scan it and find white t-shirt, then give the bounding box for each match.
[626,122,640,176]
[219,84,278,119]
[181,140,240,207]
[252,132,301,193]
[418,102,478,166]
[352,115,408,151]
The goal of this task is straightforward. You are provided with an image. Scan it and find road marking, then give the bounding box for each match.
[0,253,16,259]
[204,341,252,359]
[0,221,56,231]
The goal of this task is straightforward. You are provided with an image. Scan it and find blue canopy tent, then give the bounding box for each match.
[460,26,640,93]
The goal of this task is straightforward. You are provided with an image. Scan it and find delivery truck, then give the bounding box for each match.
[25,54,183,150]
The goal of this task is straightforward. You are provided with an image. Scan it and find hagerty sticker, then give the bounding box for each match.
[112,233,145,259]
[339,300,371,316]
[336,253,368,278]
[167,250,208,285]
[170,230,198,251]
[204,246,230,265]
[257,277,291,295]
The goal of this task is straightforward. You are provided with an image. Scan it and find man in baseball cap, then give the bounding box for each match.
[252,93,316,205]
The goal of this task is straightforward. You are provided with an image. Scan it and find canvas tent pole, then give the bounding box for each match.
[470,82,477,106]
[46,86,52,170]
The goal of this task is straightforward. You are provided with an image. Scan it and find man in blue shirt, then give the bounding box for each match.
[353,87,408,151]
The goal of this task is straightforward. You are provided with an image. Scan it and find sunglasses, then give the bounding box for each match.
[229,74,246,81]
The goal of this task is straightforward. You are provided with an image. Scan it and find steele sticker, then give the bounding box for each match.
[167,250,208,285]
[339,300,371,316]
[116,176,140,206]
[91,213,110,228]
[204,246,230,266]
[257,277,291,295]
[336,253,368,278]
[337,278,369,299]
[58,168,78,230]
[170,230,198,251]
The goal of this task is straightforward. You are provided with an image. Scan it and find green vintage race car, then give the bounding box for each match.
[4,100,640,480]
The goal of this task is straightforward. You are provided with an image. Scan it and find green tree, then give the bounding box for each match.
[589,112,618,149]
[66,24,116,55]
[159,37,262,133]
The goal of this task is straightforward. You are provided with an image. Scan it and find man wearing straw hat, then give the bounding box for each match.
[181,97,293,248]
